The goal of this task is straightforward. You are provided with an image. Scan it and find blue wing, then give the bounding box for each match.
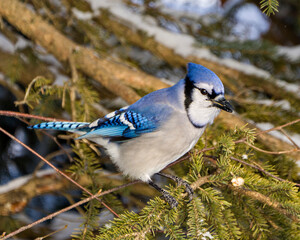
[77,109,158,140]
[30,87,175,141]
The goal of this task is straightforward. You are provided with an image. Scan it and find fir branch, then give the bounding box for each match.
[187,198,210,239]
[229,156,300,187]
[227,185,298,221]
[260,0,279,16]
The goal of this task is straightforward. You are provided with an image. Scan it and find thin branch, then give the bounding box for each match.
[279,129,300,149]
[17,116,74,163]
[0,181,139,240]
[0,127,119,218]
[244,141,300,155]
[257,118,300,135]
[229,156,300,187]
[0,110,67,122]
[14,76,40,106]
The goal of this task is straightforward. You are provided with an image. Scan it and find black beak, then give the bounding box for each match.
[212,98,233,113]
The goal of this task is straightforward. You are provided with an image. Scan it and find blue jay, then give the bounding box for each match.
[29,63,233,207]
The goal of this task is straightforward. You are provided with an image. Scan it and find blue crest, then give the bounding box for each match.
[186,63,224,94]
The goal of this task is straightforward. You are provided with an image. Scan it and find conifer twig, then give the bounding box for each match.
[228,185,298,221]
[229,156,300,187]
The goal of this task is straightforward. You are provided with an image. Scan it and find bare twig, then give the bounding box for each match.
[35,224,67,240]
[244,142,300,155]
[279,129,300,149]
[15,76,40,107]
[0,181,139,240]
[0,127,119,218]
[17,116,74,163]
[0,110,67,122]
[229,156,300,187]
[257,118,300,135]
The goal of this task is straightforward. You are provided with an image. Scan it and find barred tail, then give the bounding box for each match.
[28,121,89,132]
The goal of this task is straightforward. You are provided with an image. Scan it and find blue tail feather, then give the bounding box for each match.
[28,121,89,131]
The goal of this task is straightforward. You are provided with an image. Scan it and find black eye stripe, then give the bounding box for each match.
[194,87,218,99]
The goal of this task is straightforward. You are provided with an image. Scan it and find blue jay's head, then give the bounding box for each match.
[184,63,233,128]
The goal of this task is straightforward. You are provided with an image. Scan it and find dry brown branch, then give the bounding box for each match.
[244,141,300,155]
[0,110,67,122]
[0,169,156,216]
[0,50,54,86]
[279,129,300,149]
[218,114,300,159]
[0,77,24,101]
[0,0,168,104]
[0,181,139,240]
[0,0,298,159]
[0,115,299,238]
[96,9,299,102]
[257,118,300,135]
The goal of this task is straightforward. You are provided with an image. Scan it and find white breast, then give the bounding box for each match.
[106,113,205,182]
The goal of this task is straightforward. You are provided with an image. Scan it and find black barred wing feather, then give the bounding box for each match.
[77,110,157,140]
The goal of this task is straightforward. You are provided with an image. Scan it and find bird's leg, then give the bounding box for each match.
[148,180,178,208]
[157,172,194,201]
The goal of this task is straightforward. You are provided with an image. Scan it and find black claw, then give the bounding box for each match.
[161,190,178,208]
[180,180,194,202]
[157,173,194,201]
[149,180,178,208]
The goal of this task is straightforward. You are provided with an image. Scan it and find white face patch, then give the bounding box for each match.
[187,88,221,127]
[194,83,213,94]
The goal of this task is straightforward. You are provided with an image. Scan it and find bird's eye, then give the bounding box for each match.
[200,89,208,95]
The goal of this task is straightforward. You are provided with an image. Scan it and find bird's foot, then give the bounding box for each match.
[149,180,178,208]
[160,189,178,209]
[175,177,194,202]
[157,173,194,202]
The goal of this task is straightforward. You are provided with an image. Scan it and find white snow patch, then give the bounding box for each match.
[49,66,69,86]
[277,45,300,62]
[37,53,63,67]
[233,3,270,40]
[275,79,300,96]
[254,99,292,111]
[0,34,31,53]
[0,33,15,53]
[256,122,300,152]
[72,8,93,20]
[37,53,69,85]
[86,0,299,98]
[51,210,114,239]
[0,169,55,194]
[15,36,31,50]
[160,0,219,15]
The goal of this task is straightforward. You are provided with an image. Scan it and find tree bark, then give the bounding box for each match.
[0,0,298,159]
[0,0,168,104]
